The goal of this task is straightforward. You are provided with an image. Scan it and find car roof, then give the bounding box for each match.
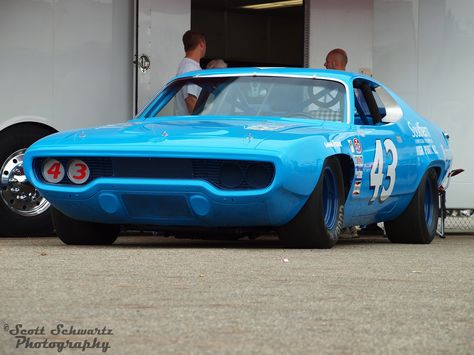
[173,67,371,85]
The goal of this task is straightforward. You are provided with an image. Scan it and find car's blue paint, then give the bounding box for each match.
[24,68,452,230]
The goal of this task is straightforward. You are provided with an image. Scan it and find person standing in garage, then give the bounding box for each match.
[174,30,207,115]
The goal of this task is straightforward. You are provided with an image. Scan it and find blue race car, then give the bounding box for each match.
[24,68,452,248]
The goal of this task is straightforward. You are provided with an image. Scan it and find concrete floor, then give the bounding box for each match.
[1,234,473,354]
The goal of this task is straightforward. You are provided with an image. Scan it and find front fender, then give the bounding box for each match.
[262,135,331,197]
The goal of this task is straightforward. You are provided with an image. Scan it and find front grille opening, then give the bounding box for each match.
[34,157,275,190]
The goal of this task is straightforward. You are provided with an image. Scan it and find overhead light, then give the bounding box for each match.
[241,0,303,10]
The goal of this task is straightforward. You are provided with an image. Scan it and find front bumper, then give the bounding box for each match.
[33,178,306,227]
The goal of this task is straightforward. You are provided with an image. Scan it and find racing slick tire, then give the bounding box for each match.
[52,207,120,245]
[279,157,344,249]
[0,124,54,236]
[385,169,439,244]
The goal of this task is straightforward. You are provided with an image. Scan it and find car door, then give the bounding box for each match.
[350,79,417,221]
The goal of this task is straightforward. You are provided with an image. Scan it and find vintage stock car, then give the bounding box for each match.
[24,68,453,248]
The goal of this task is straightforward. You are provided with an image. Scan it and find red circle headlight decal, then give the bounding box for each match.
[67,159,90,184]
[42,159,65,184]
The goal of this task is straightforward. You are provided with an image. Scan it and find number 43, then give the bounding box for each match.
[370,139,398,202]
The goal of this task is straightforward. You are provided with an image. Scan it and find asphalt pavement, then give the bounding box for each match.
[1,234,473,354]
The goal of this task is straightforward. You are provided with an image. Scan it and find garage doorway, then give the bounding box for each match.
[191,0,308,68]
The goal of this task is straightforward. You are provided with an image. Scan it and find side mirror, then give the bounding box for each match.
[448,169,464,178]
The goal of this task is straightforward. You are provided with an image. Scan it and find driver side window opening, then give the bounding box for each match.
[353,79,387,125]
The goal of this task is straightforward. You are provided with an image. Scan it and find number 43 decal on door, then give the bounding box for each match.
[370,139,398,203]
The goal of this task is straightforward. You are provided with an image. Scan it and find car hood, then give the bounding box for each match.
[31,117,334,153]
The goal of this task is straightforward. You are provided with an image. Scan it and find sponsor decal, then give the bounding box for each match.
[353,180,362,195]
[347,139,355,153]
[245,123,286,131]
[353,138,363,154]
[355,168,363,179]
[423,145,433,155]
[408,121,431,138]
[432,145,439,154]
[354,155,363,166]
[415,138,433,144]
[416,146,425,156]
[396,135,403,143]
[324,141,342,148]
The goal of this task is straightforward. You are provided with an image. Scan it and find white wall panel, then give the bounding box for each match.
[308,0,373,73]
[373,0,418,108]
[417,0,474,208]
[137,0,190,111]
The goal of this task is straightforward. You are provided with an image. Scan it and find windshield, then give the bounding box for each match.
[147,76,346,122]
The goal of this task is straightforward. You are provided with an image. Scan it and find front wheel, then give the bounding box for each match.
[52,208,120,245]
[385,169,439,244]
[279,157,345,249]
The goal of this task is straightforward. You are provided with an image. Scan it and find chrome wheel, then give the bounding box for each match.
[0,149,50,217]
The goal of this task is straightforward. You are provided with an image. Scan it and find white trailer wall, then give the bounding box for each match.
[0,0,133,131]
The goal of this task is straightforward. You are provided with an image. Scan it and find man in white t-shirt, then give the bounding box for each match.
[174,31,206,115]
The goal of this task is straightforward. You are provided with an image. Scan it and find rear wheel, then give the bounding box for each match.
[279,158,344,249]
[385,169,439,244]
[52,207,120,245]
[0,125,54,236]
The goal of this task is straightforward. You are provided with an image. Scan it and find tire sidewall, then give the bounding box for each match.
[279,157,345,249]
[419,169,439,241]
[52,207,119,245]
[0,125,54,236]
[385,168,440,244]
